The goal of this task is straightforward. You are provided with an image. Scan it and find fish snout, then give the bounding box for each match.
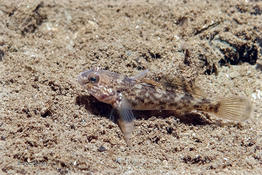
[78,71,89,86]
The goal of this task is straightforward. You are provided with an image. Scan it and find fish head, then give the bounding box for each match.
[78,68,124,104]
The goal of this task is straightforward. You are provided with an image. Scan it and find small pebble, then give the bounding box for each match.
[0,50,4,61]
[229,71,240,79]
[0,136,6,141]
[115,157,121,164]
[97,146,106,152]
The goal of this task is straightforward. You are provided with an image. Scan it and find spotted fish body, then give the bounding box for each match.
[78,68,252,145]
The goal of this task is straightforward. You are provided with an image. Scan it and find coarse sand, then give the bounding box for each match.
[0,0,262,174]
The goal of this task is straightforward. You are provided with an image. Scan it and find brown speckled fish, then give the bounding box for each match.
[78,68,252,145]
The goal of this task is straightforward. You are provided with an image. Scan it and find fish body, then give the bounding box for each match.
[78,68,252,145]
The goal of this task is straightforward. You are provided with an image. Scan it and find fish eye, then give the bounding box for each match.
[88,75,99,83]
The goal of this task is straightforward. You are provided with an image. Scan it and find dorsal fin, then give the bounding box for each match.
[184,80,207,98]
[162,76,206,98]
[141,78,164,89]
[130,69,149,80]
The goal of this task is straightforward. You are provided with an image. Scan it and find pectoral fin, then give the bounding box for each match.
[118,118,134,146]
[118,98,135,122]
[116,98,135,146]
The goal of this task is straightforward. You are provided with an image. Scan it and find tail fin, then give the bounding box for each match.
[212,97,252,121]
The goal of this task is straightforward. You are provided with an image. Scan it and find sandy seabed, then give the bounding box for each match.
[0,0,262,174]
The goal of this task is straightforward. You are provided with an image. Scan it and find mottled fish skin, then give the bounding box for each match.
[78,68,202,114]
[78,68,252,146]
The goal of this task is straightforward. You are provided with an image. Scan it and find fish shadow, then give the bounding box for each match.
[75,95,212,126]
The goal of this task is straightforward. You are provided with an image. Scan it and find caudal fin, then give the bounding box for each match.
[213,97,252,121]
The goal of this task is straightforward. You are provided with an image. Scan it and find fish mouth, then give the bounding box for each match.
[95,93,115,104]
[77,70,90,86]
[77,75,86,86]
